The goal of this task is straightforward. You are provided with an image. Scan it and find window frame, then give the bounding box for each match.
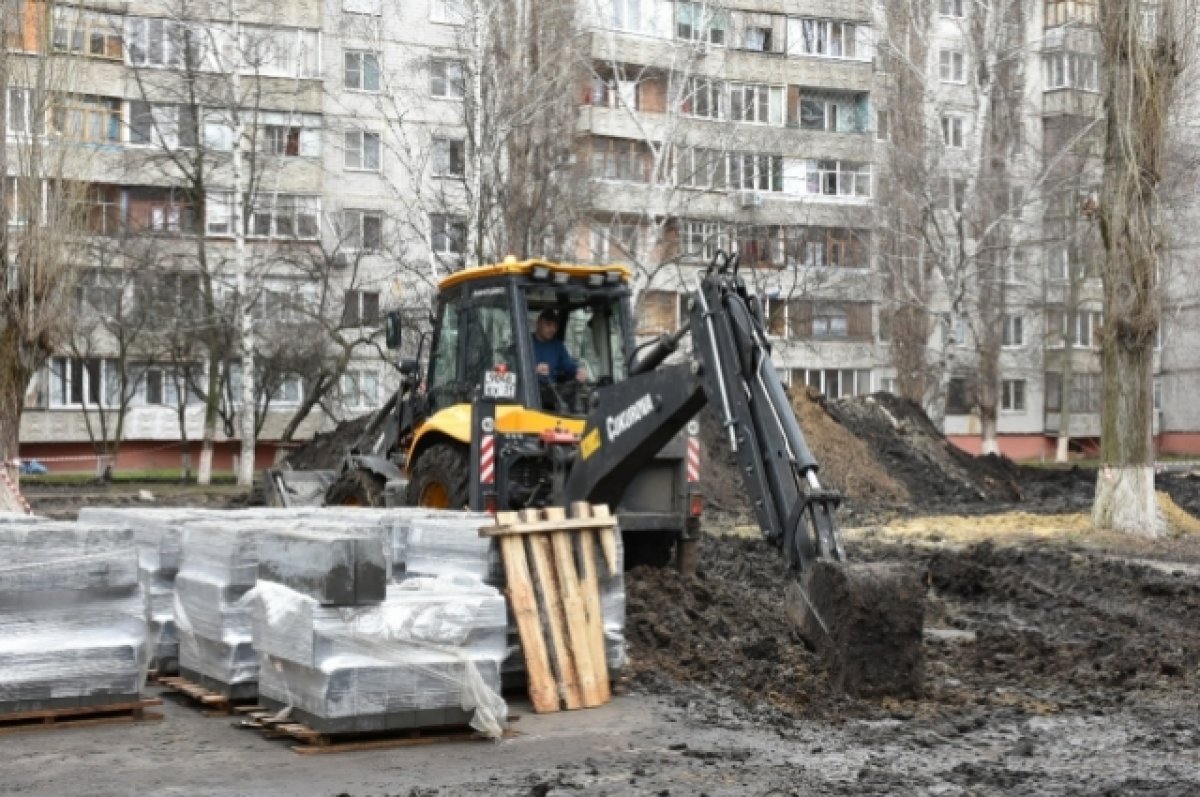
[344,128,382,171]
[939,48,966,83]
[344,50,382,92]
[429,58,466,100]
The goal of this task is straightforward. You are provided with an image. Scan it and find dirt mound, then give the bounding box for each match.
[826,392,1023,508]
[278,413,374,470]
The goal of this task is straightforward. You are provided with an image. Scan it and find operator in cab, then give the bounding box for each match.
[532,309,586,409]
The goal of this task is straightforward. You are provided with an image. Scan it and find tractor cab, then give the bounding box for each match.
[419,259,634,419]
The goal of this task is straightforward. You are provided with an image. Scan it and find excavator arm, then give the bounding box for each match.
[563,252,843,573]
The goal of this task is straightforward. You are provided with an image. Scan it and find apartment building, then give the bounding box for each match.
[575,0,887,400]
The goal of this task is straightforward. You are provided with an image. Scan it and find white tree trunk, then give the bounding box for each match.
[980,418,999,456]
[1055,434,1070,464]
[231,19,255,489]
[1092,466,1163,536]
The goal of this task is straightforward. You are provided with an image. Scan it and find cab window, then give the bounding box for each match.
[462,287,519,397]
[425,298,459,412]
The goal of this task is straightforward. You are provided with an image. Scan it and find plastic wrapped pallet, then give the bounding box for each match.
[399,515,502,584]
[0,523,149,712]
[257,527,388,605]
[250,575,508,738]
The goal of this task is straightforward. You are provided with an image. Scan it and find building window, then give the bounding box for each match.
[238,26,321,79]
[792,368,872,399]
[341,290,380,327]
[343,0,382,14]
[727,153,783,192]
[590,137,650,183]
[258,113,321,157]
[6,88,31,136]
[430,0,466,23]
[53,8,123,59]
[728,83,784,125]
[802,160,872,198]
[430,213,466,255]
[52,95,122,143]
[794,226,869,269]
[1044,52,1099,92]
[344,51,381,91]
[680,220,723,261]
[939,49,966,82]
[937,176,968,213]
[637,290,683,336]
[340,369,380,409]
[343,209,383,251]
[790,18,864,59]
[432,137,465,177]
[682,78,725,120]
[1005,249,1025,284]
[799,91,867,133]
[125,17,180,67]
[48,357,117,407]
[941,0,965,16]
[1001,379,1026,412]
[946,376,975,414]
[590,222,639,264]
[1045,0,1097,28]
[128,102,198,149]
[429,59,465,99]
[1002,315,1024,347]
[941,114,965,148]
[676,2,726,45]
[678,147,725,189]
[247,194,321,239]
[1047,307,1103,349]
[344,130,381,171]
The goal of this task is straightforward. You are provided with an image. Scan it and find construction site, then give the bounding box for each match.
[3,387,1199,796]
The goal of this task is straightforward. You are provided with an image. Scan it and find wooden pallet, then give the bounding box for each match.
[0,698,163,736]
[157,675,251,715]
[482,502,617,713]
[234,708,512,754]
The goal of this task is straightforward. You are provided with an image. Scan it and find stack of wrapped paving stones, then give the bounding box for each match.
[0,521,149,712]
[173,522,261,698]
[250,522,509,737]
[77,508,188,675]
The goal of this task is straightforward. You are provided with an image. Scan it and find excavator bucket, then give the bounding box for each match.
[786,561,926,698]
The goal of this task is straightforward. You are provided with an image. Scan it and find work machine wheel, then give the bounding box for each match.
[406,443,470,509]
[326,469,386,507]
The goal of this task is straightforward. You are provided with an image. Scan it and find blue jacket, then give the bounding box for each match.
[532,335,577,381]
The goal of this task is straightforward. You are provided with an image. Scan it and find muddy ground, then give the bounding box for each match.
[11,389,1200,795]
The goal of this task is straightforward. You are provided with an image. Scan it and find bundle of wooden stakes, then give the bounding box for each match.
[481,503,619,713]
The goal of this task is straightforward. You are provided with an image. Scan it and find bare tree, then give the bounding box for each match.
[1,2,89,484]
[1092,0,1190,535]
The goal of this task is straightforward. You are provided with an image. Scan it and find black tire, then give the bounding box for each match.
[406,443,470,509]
[325,469,386,507]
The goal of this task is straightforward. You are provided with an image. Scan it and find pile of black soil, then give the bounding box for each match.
[277,413,373,470]
[625,530,1200,723]
[1158,470,1200,518]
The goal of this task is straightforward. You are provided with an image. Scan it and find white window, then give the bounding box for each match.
[205,193,233,235]
[681,220,722,260]
[271,375,303,406]
[344,130,382,171]
[683,78,725,120]
[941,114,964,148]
[125,17,179,67]
[6,88,31,136]
[728,83,784,125]
[430,213,466,255]
[432,137,465,177]
[1002,315,1024,347]
[802,160,872,199]
[344,51,381,91]
[430,59,465,99]
[788,18,870,60]
[610,0,645,32]
[257,112,321,157]
[727,153,783,192]
[340,369,379,409]
[249,194,321,239]
[938,176,968,213]
[590,222,639,264]
[48,357,115,407]
[128,102,198,148]
[792,368,872,399]
[343,209,383,251]
[1001,379,1026,412]
[939,49,966,82]
[341,290,381,326]
[940,0,965,17]
[343,0,382,14]
[239,26,320,79]
[430,0,466,24]
[54,8,123,59]
[799,92,866,133]
[676,2,727,45]
[678,147,724,189]
[1004,249,1025,284]
[1044,52,1099,92]
[202,110,234,151]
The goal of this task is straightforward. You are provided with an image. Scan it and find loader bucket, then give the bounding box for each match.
[263,467,338,508]
[786,561,926,699]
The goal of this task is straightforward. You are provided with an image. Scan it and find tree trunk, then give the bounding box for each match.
[1091,0,1178,536]
[979,411,999,455]
[0,329,28,490]
[198,354,220,485]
